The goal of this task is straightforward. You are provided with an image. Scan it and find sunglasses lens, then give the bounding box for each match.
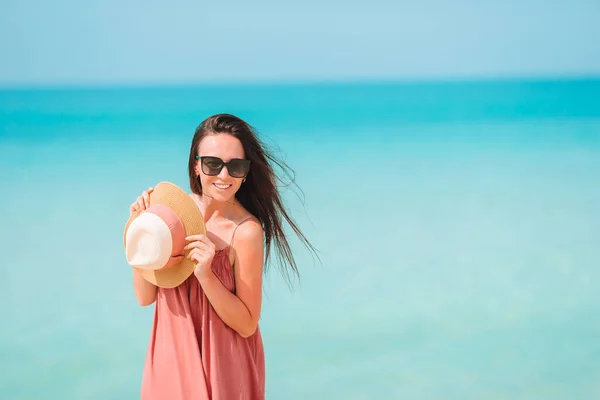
[199,157,249,178]
[201,157,223,176]
[228,160,250,178]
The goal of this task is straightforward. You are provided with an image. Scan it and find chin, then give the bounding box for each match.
[207,187,237,203]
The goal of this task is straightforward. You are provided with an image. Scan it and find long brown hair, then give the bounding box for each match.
[188,113,318,286]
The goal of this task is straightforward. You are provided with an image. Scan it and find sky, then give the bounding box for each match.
[1,0,599,87]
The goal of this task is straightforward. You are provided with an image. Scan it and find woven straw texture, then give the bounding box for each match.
[124,181,206,288]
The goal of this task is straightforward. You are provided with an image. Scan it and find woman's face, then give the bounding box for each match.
[195,133,248,203]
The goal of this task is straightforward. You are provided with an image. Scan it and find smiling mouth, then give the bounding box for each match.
[213,183,232,190]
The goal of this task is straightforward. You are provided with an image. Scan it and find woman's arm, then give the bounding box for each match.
[133,269,158,306]
[197,220,265,338]
[129,187,157,306]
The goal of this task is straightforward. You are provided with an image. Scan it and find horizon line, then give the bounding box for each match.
[1,73,600,91]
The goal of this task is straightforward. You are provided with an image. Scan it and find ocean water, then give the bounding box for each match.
[1,78,600,399]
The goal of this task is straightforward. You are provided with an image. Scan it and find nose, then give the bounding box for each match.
[217,165,231,180]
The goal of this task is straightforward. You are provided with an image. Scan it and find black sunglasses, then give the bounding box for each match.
[195,156,251,178]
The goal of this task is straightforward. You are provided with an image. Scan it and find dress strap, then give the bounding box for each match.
[229,217,255,248]
[228,217,254,294]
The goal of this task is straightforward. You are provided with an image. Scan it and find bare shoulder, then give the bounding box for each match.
[231,214,264,325]
[230,215,264,265]
[234,215,264,245]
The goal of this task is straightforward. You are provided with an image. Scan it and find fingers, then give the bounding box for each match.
[129,186,155,215]
[142,190,150,208]
[184,236,214,251]
[185,234,212,243]
[141,187,154,208]
[188,248,203,260]
[136,196,145,210]
[185,235,216,266]
[184,241,209,252]
[188,248,212,263]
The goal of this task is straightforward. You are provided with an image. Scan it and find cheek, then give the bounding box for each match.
[197,172,213,187]
[228,179,243,194]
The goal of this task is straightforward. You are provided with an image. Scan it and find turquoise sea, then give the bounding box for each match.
[1,78,600,399]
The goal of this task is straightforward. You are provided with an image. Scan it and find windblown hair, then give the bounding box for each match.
[188,113,317,286]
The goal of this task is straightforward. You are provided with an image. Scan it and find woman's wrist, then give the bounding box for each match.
[195,269,218,286]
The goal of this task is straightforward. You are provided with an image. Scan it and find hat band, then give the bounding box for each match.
[160,254,185,270]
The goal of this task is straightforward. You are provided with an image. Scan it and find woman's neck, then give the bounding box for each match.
[195,193,240,223]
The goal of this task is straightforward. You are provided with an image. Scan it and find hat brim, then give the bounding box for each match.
[123,181,206,289]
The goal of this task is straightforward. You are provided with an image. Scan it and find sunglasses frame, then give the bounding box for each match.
[195,156,251,178]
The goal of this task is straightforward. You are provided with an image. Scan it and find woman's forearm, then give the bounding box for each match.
[133,269,157,306]
[198,272,257,338]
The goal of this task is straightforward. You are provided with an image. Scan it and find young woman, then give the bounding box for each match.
[129,114,316,399]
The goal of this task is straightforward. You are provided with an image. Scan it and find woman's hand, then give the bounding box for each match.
[185,234,217,282]
[129,186,154,216]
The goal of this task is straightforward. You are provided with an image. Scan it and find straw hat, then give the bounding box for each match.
[123,181,206,288]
